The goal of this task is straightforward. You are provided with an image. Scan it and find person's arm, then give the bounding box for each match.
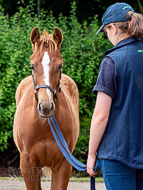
[87,91,112,177]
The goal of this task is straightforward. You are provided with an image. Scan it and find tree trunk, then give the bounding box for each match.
[37,0,40,19]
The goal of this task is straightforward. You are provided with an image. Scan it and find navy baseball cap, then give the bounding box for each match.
[96,2,135,34]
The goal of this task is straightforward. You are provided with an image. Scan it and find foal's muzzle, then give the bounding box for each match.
[38,101,55,118]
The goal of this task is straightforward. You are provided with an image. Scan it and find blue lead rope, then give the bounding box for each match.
[48,115,100,190]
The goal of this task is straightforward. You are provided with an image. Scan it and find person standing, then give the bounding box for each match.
[87,2,143,190]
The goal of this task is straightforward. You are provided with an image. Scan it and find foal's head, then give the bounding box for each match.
[30,27,63,118]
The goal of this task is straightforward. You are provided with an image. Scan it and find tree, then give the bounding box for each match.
[1,0,142,24]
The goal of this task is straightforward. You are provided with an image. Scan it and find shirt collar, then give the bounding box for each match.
[105,37,141,56]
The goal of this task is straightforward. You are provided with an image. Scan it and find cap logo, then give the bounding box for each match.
[123,6,132,10]
[138,50,143,53]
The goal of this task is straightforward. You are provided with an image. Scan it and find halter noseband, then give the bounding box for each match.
[31,70,62,103]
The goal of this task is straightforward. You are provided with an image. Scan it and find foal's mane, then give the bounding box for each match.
[36,30,57,53]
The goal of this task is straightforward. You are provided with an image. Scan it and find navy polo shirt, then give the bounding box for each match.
[92,57,118,99]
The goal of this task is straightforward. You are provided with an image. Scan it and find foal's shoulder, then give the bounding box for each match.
[61,73,79,116]
[61,74,79,94]
[15,75,32,107]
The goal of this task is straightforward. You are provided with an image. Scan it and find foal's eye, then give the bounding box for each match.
[30,64,35,71]
[59,64,62,70]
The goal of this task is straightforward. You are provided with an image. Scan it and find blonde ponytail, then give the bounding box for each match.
[114,11,143,38]
[127,11,143,38]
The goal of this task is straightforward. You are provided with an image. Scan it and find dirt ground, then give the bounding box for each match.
[0,179,106,190]
[0,167,106,190]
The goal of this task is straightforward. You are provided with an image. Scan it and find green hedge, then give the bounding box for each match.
[0,2,112,160]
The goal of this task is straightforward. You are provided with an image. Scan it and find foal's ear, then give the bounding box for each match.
[53,27,63,49]
[30,27,40,44]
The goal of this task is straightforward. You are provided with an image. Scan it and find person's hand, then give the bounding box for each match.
[87,154,99,177]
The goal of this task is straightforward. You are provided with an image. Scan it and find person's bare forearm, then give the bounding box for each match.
[88,113,109,156]
[87,92,112,177]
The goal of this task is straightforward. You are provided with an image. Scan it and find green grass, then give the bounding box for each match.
[70,177,104,182]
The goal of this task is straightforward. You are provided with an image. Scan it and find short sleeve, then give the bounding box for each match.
[92,57,118,99]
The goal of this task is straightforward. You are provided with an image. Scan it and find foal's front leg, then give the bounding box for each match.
[51,158,72,190]
[20,152,42,190]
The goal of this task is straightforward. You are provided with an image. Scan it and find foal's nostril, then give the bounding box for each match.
[51,103,54,111]
[38,103,42,112]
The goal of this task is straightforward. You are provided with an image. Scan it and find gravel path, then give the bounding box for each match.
[0,180,106,190]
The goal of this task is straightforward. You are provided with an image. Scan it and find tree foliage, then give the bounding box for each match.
[1,0,142,24]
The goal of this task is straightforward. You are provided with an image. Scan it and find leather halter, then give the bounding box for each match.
[31,70,62,103]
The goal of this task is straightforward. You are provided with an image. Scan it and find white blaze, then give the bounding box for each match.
[42,52,51,100]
